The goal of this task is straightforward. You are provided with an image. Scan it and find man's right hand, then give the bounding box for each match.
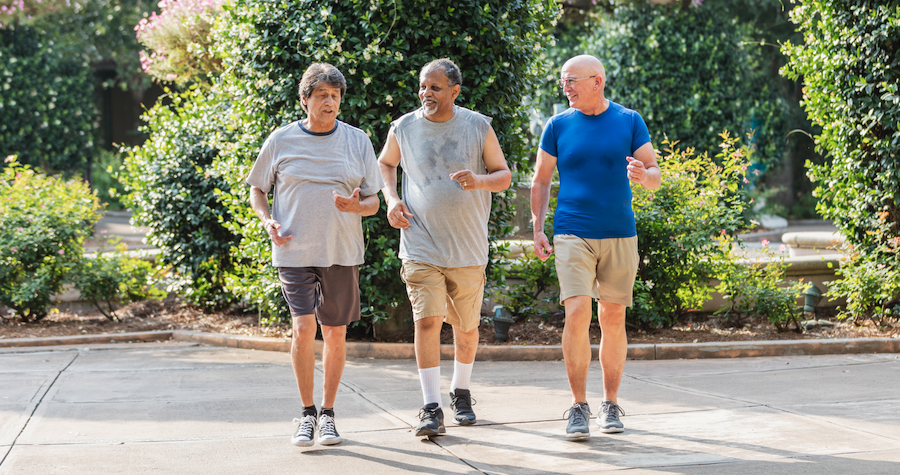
[386,199,414,229]
[264,218,293,247]
[533,231,553,261]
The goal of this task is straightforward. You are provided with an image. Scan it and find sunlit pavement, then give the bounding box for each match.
[1,342,899,474]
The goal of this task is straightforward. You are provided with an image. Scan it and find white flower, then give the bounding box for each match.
[464,35,473,42]
[320,8,328,17]
[385,95,393,106]
[646,280,654,289]
[487,77,494,84]
[502,62,510,68]
[533,42,541,51]
[363,51,371,61]
[335,43,342,53]
[396,52,403,61]
[363,77,372,85]
[349,69,356,75]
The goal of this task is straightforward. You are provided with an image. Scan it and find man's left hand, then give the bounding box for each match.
[333,188,363,213]
[626,156,647,184]
[450,170,480,191]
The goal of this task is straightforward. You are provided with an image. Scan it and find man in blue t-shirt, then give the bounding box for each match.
[531,54,661,440]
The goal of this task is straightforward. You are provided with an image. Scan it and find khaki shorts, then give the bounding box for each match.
[554,234,639,307]
[400,260,486,333]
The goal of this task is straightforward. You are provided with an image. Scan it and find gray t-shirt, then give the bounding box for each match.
[246,120,383,268]
[393,106,492,267]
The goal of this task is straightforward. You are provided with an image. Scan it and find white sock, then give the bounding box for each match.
[418,366,442,407]
[451,360,474,392]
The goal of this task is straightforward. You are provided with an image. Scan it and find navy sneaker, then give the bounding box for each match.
[291,415,316,447]
[449,389,477,425]
[415,403,446,437]
[317,413,342,445]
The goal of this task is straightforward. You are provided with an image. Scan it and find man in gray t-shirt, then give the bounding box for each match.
[248,63,382,448]
[378,58,511,437]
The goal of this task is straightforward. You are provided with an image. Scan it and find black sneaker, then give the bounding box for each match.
[449,389,477,426]
[317,413,342,445]
[597,400,625,433]
[415,402,446,437]
[291,415,316,447]
[564,402,591,439]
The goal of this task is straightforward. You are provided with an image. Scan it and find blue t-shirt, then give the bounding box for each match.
[539,101,651,239]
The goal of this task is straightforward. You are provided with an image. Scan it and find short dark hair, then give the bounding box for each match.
[420,58,462,87]
[298,63,346,112]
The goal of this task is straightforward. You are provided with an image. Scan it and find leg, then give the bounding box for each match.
[562,295,594,404]
[415,316,444,369]
[290,314,318,407]
[597,301,627,403]
[320,324,347,409]
[452,325,479,365]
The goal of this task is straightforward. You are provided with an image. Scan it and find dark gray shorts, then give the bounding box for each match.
[278,266,360,326]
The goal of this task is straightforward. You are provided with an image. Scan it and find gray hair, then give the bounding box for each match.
[298,63,347,112]
[420,58,462,87]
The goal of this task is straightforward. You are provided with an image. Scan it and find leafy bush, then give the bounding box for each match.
[0,156,102,321]
[207,0,560,322]
[70,238,166,320]
[135,0,224,84]
[714,239,806,331]
[0,23,96,173]
[119,86,240,308]
[781,0,900,317]
[492,242,559,321]
[91,148,126,210]
[630,133,751,328]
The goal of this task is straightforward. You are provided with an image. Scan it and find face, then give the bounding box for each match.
[559,64,600,109]
[418,68,460,119]
[303,83,342,123]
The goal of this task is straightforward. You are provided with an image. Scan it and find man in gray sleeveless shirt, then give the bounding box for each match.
[378,58,511,437]
[248,63,382,448]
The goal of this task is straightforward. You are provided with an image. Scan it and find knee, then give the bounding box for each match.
[415,316,442,332]
[321,325,346,345]
[292,319,316,341]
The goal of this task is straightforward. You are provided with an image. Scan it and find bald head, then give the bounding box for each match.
[562,55,606,83]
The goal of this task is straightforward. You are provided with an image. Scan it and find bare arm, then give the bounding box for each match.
[627,142,661,190]
[333,188,380,216]
[249,185,293,247]
[449,126,511,192]
[377,129,413,229]
[530,148,558,261]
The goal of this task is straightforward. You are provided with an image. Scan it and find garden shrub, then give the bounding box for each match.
[781,0,900,317]
[0,156,102,322]
[0,23,96,174]
[135,0,224,84]
[492,242,560,321]
[70,238,166,320]
[630,133,752,328]
[119,86,240,308]
[208,0,561,322]
[714,238,806,331]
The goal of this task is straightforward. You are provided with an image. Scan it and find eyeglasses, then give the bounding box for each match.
[558,75,597,88]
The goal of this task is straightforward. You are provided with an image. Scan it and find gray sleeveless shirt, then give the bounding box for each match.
[393,106,492,267]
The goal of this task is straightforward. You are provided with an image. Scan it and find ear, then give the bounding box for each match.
[451,84,461,100]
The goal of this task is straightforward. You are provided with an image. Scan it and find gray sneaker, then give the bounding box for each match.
[598,400,625,433]
[291,415,316,447]
[317,413,342,445]
[564,402,591,439]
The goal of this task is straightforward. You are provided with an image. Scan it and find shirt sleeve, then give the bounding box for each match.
[359,138,383,197]
[538,117,558,157]
[631,111,652,153]
[246,134,276,193]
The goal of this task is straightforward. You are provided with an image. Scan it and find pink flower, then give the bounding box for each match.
[720,229,726,234]
[10,248,17,252]
[58,249,64,255]
[779,244,787,253]
[15,227,22,233]
[761,239,770,246]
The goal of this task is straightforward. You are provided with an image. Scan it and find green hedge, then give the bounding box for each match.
[0,24,96,173]
[782,0,900,317]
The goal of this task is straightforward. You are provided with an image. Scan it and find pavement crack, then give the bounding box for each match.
[1,350,79,467]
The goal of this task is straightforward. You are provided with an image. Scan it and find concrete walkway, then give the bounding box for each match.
[2,342,899,474]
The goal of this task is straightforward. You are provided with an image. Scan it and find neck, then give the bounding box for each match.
[303,117,336,133]
[423,105,455,123]
[577,97,609,116]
